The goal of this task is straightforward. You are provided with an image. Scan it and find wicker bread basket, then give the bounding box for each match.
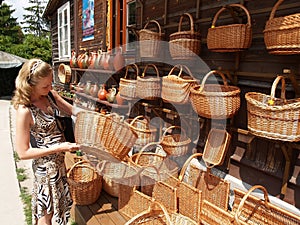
[264,0,300,55]
[139,20,163,58]
[169,13,201,59]
[190,70,241,119]
[245,75,300,142]
[58,63,72,84]
[207,3,252,52]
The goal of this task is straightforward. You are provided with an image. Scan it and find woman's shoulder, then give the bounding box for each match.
[16,105,32,117]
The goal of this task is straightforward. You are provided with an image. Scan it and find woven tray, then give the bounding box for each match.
[245,75,300,142]
[264,0,300,55]
[207,3,252,52]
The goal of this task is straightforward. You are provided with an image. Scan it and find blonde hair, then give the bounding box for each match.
[12,59,53,109]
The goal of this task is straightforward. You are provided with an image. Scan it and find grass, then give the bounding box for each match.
[20,187,32,225]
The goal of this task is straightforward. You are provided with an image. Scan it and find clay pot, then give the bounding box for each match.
[70,50,77,68]
[98,84,108,100]
[106,86,117,103]
[102,51,110,70]
[94,49,103,69]
[115,91,124,105]
[113,47,125,71]
[84,81,92,95]
[88,51,97,69]
[78,52,89,69]
[90,83,99,97]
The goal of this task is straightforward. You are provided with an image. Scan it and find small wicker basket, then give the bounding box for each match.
[190,70,241,119]
[67,160,102,206]
[58,63,72,84]
[207,3,252,52]
[264,0,300,55]
[119,64,139,100]
[245,75,300,142]
[139,20,163,58]
[169,13,201,59]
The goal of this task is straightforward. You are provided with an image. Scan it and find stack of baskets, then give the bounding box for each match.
[190,70,241,119]
[207,3,252,52]
[139,20,163,58]
[169,13,201,59]
[264,0,300,55]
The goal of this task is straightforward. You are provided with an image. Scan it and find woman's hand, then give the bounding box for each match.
[58,142,81,152]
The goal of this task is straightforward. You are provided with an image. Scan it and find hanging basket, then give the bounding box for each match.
[139,20,163,58]
[264,0,300,55]
[190,70,241,119]
[136,64,161,100]
[119,64,139,100]
[161,64,198,104]
[58,63,72,84]
[169,13,201,59]
[245,76,300,142]
[67,160,102,206]
[207,3,252,52]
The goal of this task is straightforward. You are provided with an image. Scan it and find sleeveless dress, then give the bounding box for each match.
[29,96,73,225]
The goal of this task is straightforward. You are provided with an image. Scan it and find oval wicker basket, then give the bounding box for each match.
[169,13,201,59]
[139,20,163,58]
[190,70,241,119]
[67,160,102,206]
[207,3,252,52]
[245,75,300,142]
[119,64,139,100]
[58,63,72,84]
[264,0,300,55]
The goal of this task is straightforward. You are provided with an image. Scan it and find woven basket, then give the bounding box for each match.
[232,185,300,225]
[161,64,198,104]
[58,63,72,84]
[125,115,157,149]
[160,126,191,157]
[202,128,231,168]
[181,153,230,211]
[96,160,138,197]
[136,64,161,100]
[67,160,102,206]
[207,3,252,52]
[169,13,201,59]
[264,0,300,55]
[245,76,300,142]
[190,70,241,119]
[125,201,198,225]
[119,64,139,99]
[139,20,163,58]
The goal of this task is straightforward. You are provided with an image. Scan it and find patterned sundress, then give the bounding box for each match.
[29,96,73,225]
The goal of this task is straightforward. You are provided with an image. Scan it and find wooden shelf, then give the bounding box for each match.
[71,67,116,74]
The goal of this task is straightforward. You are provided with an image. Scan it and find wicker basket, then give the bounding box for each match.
[125,201,198,225]
[169,13,201,59]
[119,64,139,99]
[136,64,161,100]
[190,70,241,119]
[58,63,72,84]
[161,64,198,104]
[139,20,163,58]
[125,115,157,149]
[232,185,300,225]
[203,128,231,168]
[160,126,191,157]
[67,160,102,206]
[207,3,252,52]
[245,76,300,142]
[264,0,300,55]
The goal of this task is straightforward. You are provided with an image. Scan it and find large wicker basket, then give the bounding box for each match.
[119,64,139,100]
[67,160,102,205]
[207,3,252,52]
[136,64,161,100]
[58,63,72,84]
[169,13,201,59]
[139,20,163,58]
[161,64,198,104]
[190,70,241,119]
[245,75,300,142]
[264,0,300,55]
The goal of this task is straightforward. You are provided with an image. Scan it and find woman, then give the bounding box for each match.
[12,59,80,225]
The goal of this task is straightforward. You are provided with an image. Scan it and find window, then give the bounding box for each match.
[58,2,71,60]
[126,1,136,50]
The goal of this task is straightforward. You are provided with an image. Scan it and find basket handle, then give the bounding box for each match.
[124,63,139,79]
[269,0,284,20]
[129,115,149,126]
[141,64,160,78]
[178,12,195,32]
[160,125,187,140]
[167,64,195,80]
[270,75,286,102]
[134,141,165,164]
[67,160,97,179]
[178,152,203,182]
[211,3,252,28]
[143,20,162,35]
[199,70,228,92]
[234,185,270,225]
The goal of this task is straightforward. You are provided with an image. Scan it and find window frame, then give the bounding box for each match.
[125,0,137,51]
[57,2,71,60]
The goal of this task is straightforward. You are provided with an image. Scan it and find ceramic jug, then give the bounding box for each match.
[84,81,92,95]
[88,51,97,69]
[106,86,117,103]
[90,82,99,97]
[98,84,108,100]
[113,47,125,71]
[70,50,77,68]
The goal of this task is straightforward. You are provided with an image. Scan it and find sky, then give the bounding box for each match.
[4,0,28,22]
